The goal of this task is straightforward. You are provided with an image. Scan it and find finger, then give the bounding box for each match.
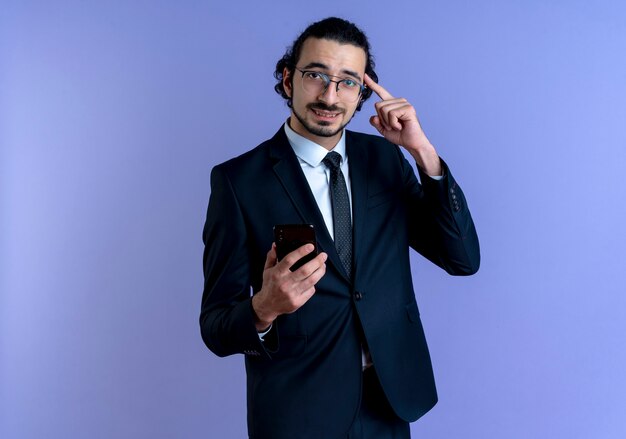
[375,107,392,132]
[374,99,406,130]
[289,285,317,309]
[371,102,391,131]
[292,252,328,281]
[364,73,394,100]
[380,102,413,131]
[375,100,411,113]
[264,243,278,270]
[279,243,316,272]
[374,97,408,107]
[300,286,316,302]
[369,115,386,134]
[296,262,327,294]
[376,101,414,131]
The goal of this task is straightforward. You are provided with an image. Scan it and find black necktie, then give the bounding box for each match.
[323,151,352,278]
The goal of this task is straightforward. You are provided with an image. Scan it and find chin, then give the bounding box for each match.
[292,106,352,139]
[309,123,343,138]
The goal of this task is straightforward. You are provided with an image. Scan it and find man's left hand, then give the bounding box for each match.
[364,74,442,176]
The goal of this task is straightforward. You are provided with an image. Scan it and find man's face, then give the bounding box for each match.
[283,38,367,147]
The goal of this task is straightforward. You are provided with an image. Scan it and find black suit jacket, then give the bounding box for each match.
[200,126,480,439]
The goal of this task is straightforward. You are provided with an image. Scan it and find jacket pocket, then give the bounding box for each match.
[272,335,307,359]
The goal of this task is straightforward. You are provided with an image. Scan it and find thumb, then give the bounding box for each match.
[369,115,385,135]
[264,243,278,270]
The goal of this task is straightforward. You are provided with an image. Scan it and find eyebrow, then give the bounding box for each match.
[300,62,362,82]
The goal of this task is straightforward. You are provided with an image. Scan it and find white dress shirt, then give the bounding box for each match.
[283,121,352,239]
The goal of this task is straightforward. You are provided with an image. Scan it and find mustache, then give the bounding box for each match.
[308,103,343,113]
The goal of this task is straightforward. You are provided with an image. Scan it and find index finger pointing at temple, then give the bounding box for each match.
[364,73,394,100]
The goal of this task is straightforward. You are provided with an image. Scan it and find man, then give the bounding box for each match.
[200,17,480,439]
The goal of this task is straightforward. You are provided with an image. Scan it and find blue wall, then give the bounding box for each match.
[2,1,625,437]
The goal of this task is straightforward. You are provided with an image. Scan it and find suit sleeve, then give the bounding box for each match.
[400,151,481,275]
[199,165,275,358]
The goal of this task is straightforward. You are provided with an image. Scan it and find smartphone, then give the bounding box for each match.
[273,224,317,272]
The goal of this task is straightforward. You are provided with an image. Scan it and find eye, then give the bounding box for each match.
[304,71,324,80]
[342,79,358,88]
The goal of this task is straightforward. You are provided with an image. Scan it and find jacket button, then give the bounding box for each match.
[354,291,363,300]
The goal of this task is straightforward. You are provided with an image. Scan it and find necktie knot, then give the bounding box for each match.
[323,151,342,171]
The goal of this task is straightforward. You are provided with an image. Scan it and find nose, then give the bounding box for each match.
[318,82,340,105]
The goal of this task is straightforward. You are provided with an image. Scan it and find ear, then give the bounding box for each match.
[283,67,292,98]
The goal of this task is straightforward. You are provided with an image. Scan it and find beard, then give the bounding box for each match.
[292,102,354,138]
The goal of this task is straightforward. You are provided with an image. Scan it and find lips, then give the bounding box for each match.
[314,110,338,117]
[310,108,342,120]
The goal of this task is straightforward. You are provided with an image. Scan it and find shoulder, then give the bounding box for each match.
[346,129,406,165]
[212,127,287,178]
[215,139,269,172]
[346,130,393,148]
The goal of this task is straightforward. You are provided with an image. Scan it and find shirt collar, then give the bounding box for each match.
[283,119,346,167]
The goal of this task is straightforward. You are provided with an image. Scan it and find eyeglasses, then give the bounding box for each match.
[295,68,365,103]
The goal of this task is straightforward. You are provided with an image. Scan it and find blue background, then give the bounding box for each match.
[2,0,625,437]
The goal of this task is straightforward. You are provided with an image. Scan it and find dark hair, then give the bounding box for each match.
[274,17,378,112]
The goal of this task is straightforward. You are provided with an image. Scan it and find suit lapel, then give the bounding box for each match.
[269,128,350,283]
[346,130,369,283]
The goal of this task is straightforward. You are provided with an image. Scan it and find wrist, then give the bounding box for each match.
[407,143,441,176]
[251,294,276,331]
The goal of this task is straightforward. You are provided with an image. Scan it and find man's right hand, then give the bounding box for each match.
[251,243,327,331]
